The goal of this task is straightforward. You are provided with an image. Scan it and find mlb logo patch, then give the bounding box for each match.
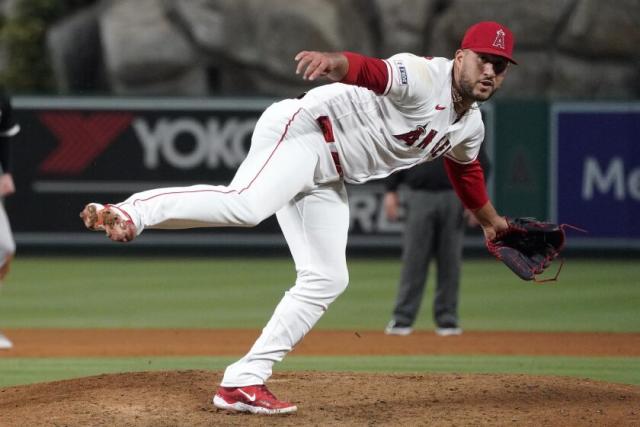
[394,60,408,85]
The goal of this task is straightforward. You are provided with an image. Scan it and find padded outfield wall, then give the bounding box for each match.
[8,97,639,252]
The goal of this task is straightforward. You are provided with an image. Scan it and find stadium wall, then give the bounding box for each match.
[9,97,639,254]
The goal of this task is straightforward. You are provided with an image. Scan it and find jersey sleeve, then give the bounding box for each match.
[340,52,436,108]
[340,52,391,95]
[444,158,489,210]
[443,115,488,209]
[383,53,436,109]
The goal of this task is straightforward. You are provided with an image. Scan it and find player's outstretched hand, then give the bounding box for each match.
[294,51,349,82]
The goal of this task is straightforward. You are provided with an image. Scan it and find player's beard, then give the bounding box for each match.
[459,73,497,102]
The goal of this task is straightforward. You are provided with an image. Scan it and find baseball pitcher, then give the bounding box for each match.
[80,22,559,414]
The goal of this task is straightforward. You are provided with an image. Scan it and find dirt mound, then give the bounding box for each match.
[1,370,638,426]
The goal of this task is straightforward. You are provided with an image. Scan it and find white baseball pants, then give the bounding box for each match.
[115,99,349,386]
[0,202,15,267]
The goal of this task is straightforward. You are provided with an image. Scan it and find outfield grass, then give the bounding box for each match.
[0,257,638,332]
[0,256,638,388]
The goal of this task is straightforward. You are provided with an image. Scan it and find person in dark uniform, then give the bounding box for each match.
[0,93,20,350]
[384,149,490,336]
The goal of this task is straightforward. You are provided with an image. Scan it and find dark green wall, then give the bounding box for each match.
[493,101,549,219]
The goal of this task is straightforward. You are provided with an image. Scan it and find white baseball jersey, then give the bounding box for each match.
[300,54,485,184]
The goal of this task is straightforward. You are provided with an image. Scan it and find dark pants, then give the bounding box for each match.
[391,189,465,328]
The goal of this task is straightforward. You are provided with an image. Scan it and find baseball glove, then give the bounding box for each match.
[486,217,568,283]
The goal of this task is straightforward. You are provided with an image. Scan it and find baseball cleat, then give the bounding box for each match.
[0,332,13,350]
[80,203,137,243]
[213,384,297,415]
[80,203,106,231]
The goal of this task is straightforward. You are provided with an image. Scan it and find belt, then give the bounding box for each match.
[316,116,343,177]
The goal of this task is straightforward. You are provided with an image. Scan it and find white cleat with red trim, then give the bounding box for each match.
[79,203,137,243]
[213,384,297,415]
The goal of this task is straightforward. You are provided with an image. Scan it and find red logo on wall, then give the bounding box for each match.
[39,112,133,174]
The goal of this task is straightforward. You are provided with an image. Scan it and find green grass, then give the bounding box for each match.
[0,257,638,331]
[0,355,637,388]
[0,256,638,388]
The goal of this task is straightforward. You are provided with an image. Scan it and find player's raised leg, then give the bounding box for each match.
[80,101,329,243]
[214,181,349,414]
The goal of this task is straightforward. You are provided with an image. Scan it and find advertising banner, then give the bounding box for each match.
[551,103,640,247]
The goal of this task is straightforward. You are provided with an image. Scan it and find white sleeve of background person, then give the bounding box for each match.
[0,204,15,263]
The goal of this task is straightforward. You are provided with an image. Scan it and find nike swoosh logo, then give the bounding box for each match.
[238,389,256,402]
[435,105,446,110]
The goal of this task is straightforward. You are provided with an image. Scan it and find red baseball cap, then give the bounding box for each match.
[461,21,517,64]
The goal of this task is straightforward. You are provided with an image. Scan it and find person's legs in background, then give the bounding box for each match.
[385,190,436,335]
[0,203,15,349]
[433,191,465,336]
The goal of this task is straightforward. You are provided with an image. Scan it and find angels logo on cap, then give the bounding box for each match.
[492,29,506,50]
[461,21,517,64]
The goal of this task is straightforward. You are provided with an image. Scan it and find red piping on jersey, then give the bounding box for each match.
[316,116,343,176]
[316,116,335,142]
[444,158,489,210]
[124,108,304,206]
[341,52,390,95]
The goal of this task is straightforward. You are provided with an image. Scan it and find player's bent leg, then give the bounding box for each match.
[79,99,326,243]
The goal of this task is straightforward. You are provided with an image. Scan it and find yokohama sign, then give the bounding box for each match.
[10,97,280,248]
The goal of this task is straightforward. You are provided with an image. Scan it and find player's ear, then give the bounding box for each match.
[454,49,465,64]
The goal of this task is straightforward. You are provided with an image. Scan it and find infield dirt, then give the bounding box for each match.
[1,329,639,426]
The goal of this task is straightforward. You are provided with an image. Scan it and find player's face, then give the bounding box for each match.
[457,50,509,102]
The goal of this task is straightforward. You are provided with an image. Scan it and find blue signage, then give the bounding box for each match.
[552,104,640,241]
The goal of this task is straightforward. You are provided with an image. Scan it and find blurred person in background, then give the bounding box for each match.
[384,150,490,337]
[0,93,20,350]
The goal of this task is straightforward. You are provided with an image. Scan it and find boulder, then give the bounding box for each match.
[168,0,376,96]
[373,0,439,57]
[100,0,207,94]
[550,54,637,99]
[559,0,640,58]
[47,3,108,93]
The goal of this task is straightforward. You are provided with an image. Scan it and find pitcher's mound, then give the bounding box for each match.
[1,370,638,426]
